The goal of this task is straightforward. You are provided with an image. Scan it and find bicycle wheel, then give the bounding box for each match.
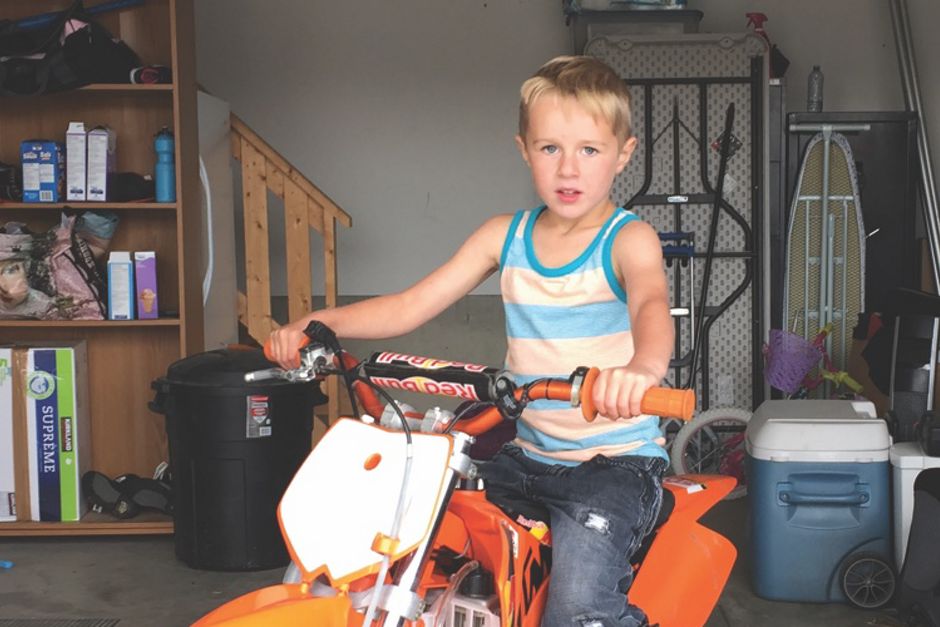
[670,407,751,500]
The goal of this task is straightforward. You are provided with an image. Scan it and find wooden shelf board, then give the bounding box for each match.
[77,84,173,93]
[0,319,180,328]
[0,512,173,537]
[0,202,177,211]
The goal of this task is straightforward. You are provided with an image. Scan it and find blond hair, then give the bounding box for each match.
[518,55,633,143]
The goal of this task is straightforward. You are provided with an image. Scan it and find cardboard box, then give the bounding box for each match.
[20,140,64,203]
[65,122,87,201]
[87,126,115,202]
[0,342,91,523]
[0,349,14,521]
[134,251,159,319]
[108,251,135,320]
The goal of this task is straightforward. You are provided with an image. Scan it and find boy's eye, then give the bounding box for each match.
[582,146,599,156]
[541,145,558,155]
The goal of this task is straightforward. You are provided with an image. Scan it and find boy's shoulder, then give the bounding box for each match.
[478,212,518,238]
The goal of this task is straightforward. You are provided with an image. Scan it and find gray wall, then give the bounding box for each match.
[195,1,940,365]
[196,0,939,297]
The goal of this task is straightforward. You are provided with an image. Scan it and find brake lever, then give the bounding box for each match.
[244,344,337,384]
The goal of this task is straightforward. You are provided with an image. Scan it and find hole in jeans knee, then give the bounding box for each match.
[581,511,611,535]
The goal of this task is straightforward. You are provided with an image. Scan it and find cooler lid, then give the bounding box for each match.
[162,348,284,387]
[746,400,890,463]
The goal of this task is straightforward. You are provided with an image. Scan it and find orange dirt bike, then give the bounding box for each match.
[196,323,736,627]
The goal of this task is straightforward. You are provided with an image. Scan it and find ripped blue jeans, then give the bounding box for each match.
[478,444,667,627]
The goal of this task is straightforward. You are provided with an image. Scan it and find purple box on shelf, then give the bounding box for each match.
[134,251,158,319]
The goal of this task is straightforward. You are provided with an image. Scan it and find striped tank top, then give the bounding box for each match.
[499,207,667,465]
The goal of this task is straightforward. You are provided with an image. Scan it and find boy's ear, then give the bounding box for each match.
[514,135,531,167]
[615,136,638,173]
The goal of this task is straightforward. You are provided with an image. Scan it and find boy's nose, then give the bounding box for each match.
[558,153,579,177]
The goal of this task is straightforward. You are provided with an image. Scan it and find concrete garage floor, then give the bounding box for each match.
[0,498,903,627]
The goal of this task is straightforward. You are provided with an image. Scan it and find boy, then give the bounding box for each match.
[269,55,673,626]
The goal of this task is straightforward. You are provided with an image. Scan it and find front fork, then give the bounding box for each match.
[376,429,476,626]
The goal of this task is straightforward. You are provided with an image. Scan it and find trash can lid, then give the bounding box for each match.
[163,348,286,387]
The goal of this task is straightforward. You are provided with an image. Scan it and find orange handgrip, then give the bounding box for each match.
[641,387,695,421]
[578,367,695,422]
[263,335,311,363]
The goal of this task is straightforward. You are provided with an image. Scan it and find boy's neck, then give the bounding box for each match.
[540,199,618,233]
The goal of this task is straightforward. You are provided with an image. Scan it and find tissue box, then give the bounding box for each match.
[20,140,64,203]
[87,126,115,202]
[22,342,91,522]
[108,251,135,320]
[66,122,87,201]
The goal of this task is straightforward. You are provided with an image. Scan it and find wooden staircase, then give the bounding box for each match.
[229,113,351,422]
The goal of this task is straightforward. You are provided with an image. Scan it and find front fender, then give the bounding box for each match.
[194,584,362,627]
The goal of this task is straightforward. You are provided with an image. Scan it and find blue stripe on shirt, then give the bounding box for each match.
[516,416,669,465]
[505,301,630,340]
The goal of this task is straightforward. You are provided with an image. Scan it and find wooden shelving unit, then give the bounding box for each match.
[0,0,203,536]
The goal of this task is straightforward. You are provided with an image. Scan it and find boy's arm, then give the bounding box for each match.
[268,213,512,368]
[594,220,674,419]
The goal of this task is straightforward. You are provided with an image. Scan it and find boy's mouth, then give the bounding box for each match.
[556,188,581,202]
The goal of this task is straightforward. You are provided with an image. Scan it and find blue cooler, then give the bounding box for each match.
[747,400,892,604]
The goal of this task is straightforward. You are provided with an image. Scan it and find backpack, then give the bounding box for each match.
[0,1,140,96]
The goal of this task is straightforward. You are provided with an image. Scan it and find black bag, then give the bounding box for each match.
[0,1,140,96]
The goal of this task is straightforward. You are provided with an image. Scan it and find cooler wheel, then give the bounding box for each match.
[839,552,896,610]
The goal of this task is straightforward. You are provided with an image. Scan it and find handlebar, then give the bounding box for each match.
[260,334,695,437]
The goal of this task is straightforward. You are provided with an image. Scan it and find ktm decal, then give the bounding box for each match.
[522,544,552,611]
[370,376,480,400]
[513,542,552,624]
[374,352,488,373]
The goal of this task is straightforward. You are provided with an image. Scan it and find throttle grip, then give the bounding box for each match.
[579,368,695,422]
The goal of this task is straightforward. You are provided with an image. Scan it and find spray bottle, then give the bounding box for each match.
[746,12,789,79]
[745,12,770,44]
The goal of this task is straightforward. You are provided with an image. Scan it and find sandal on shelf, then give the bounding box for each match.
[81,471,174,519]
[81,470,139,519]
[115,473,173,516]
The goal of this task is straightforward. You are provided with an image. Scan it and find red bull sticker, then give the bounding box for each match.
[370,375,479,400]
[246,395,272,439]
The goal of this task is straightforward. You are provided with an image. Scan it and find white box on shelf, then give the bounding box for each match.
[65,122,87,201]
[107,251,135,320]
[87,126,115,202]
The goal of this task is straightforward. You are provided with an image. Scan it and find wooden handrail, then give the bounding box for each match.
[230,113,350,423]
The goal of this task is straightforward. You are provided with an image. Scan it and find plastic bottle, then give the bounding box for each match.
[807,65,824,112]
[154,127,176,202]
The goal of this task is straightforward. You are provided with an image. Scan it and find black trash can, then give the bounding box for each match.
[150,348,326,571]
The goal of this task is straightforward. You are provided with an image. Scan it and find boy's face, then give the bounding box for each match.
[516,93,636,222]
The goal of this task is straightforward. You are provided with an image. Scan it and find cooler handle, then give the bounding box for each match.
[777,489,870,506]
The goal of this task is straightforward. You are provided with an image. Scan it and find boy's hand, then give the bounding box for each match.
[267,316,315,370]
[592,364,661,419]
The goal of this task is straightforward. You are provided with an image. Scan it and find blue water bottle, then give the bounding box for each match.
[154,127,176,202]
